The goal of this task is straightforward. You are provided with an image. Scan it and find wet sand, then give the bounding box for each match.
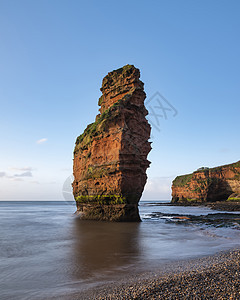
[58,248,240,300]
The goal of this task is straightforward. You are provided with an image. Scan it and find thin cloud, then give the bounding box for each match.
[14,171,33,177]
[36,138,47,144]
[9,166,34,171]
[0,170,33,181]
[9,177,24,182]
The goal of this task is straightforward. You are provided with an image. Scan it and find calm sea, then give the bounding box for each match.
[0,201,240,299]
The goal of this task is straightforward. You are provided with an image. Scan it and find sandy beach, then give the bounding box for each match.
[61,248,240,300]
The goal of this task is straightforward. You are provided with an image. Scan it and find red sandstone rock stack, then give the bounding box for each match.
[73,65,151,221]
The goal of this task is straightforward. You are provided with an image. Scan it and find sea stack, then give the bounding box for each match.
[73,65,151,221]
[171,161,240,203]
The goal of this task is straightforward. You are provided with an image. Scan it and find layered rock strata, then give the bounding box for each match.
[172,161,240,203]
[73,65,151,221]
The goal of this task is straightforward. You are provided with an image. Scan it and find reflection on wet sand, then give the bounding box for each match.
[71,218,141,280]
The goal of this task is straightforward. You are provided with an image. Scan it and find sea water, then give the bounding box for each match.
[0,201,240,299]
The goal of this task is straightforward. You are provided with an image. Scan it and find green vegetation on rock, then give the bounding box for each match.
[98,95,104,106]
[74,100,124,154]
[172,174,193,187]
[110,64,134,76]
[83,165,113,180]
[210,160,240,172]
[177,197,199,203]
[75,194,127,205]
[233,174,240,180]
[227,197,240,202]
[185,198,199,202]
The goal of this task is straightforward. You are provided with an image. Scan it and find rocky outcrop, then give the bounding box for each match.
[171,161,240,203]
[73,65,151,221]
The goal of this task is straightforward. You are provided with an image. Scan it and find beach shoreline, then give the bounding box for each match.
[153,201,240,212]
[52,248,240,299]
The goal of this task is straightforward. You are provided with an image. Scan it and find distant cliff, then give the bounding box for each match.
[73,65,151,221]
[172,161,240,203]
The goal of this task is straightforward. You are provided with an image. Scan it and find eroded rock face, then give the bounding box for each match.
[73,65,151,221]
[171,161,240,203]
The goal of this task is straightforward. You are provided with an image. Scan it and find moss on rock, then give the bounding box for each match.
[227,197,240,202]
[74,101,122,154]
[75,194,127,205]
[172,174,193,187]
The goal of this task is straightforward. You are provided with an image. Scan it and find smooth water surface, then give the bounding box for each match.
[0,201,240,299]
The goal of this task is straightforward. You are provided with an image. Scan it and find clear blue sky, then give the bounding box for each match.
[0,0,239,201]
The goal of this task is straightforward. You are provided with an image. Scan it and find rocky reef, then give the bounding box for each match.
[73,65,151,221]
[172,161,240,203]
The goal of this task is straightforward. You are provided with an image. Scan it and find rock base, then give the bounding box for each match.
[76,202,141,222]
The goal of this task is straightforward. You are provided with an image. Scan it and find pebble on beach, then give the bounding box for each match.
[73,249,240,300]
